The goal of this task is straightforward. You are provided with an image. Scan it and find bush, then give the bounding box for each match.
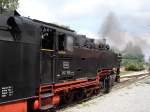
[124,61,145,71]
[122,52,145,71]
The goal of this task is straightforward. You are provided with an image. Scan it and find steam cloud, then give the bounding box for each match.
[100,12,150,61]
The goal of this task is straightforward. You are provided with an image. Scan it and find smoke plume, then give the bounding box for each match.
[99,12,150,61]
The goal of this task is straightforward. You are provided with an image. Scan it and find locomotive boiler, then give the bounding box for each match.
[0,9,121,112]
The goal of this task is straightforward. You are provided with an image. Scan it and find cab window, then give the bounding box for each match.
[58,33,65,51]
[66,36,74,52]
[41,27,54,50]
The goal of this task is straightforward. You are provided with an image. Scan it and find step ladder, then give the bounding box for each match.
[39,85,54,111]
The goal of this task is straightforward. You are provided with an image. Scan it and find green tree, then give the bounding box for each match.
[122,43,145,71]
[0,0,19,10]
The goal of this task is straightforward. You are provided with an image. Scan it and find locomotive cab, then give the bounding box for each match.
[39,23,75,84]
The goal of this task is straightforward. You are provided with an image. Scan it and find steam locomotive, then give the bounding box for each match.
[0,9,121,112]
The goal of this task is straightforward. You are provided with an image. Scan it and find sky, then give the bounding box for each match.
[18,0,150,37]
[18,0,150,60]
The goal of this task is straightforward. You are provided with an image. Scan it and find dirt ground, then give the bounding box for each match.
[58,76,150,112]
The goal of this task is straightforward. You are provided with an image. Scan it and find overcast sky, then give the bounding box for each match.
[18,0,150,38]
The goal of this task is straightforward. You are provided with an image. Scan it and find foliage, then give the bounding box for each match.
[122,53,145,71]
[124,60,145,71]
[122,42,146,71]
[0,0,19,10]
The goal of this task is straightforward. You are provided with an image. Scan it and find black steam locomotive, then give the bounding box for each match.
[0,9,121,112]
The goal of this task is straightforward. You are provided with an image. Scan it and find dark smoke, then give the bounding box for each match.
[122,42,143,56]
[99,12,150,60]
[100,12,124,48]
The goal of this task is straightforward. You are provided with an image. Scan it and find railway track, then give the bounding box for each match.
[57,72,150,112]
[115,72,150,90]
